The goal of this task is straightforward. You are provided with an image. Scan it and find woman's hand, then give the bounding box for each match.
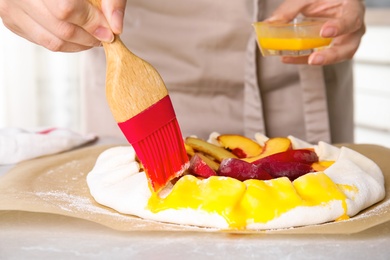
[0,0,127,52]
[269,0,366,65]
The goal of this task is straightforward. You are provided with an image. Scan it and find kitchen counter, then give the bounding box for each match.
[1,209,389,259]
[1,138,389,260]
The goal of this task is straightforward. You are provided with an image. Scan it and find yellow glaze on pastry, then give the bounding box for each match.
[148,172,351,229]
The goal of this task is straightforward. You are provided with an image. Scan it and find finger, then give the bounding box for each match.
[320,12,364,39]
[27,4,101,48]
[1,6,92,52]
[8,20,92,52]
[15,0,101,48]
[101,0,127,34]
[304,0,365,38]
[309,26,365,65]
[43,0,114,43]
[283,24,364,66]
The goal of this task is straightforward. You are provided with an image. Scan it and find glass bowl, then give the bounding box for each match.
[253,17,333,57]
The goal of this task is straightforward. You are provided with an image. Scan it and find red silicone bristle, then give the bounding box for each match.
[133,119,188,191]
[117,96,189,192]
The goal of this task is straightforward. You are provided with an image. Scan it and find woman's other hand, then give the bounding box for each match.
[269,0,365,65]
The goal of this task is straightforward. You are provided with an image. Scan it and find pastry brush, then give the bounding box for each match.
[89,0,189,192]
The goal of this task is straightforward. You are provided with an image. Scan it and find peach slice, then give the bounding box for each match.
[188,153,218,178]
[185,137,237,162]
[243,137,292,163]
[311,161,335,172]
[184,143,195,157]
[216,134,263,158]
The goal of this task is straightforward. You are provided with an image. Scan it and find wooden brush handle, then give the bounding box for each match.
[88,0,101,8]
[88,0,168,122]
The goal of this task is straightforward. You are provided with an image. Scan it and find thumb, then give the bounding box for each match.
[101,0,127,34]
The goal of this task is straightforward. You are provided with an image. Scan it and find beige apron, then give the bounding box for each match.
[81,0,354,144]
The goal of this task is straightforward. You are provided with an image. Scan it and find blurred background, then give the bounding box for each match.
[0,0,389,146]
[353,0,390,147]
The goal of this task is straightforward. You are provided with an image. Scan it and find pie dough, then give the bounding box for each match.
[87,134,385,230]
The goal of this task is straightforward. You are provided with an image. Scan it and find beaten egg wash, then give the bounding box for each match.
[147,172,352,229]
[258,37,332,51]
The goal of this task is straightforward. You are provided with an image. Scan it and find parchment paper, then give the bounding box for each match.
[0,143,389,234]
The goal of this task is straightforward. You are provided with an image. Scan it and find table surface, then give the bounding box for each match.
[1,138,390,260]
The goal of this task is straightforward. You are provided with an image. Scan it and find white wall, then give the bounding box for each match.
[353,9,390,148]
[0,27,39,127]
[0,23,82,131]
